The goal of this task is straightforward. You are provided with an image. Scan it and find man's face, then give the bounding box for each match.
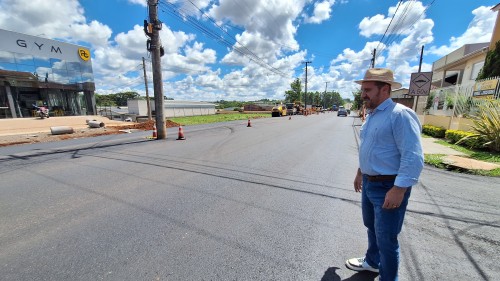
[361,81,389,110]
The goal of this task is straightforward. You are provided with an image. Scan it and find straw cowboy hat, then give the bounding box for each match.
[355,68,402,89]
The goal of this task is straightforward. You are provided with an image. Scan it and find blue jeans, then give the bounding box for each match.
[362,175,412,281]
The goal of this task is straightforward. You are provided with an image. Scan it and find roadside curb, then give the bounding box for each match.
[442,155,500,171]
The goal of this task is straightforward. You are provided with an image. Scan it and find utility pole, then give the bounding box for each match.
[324,82,329,109]
[414,45,424,113]
[142,57,152,121]
[304,61,312,109]
[147,0,166,139]
[371,49,376,68]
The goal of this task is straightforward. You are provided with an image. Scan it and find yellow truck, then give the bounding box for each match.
[271,104,287,117]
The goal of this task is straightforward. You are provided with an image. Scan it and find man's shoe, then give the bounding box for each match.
[345,257,379,273]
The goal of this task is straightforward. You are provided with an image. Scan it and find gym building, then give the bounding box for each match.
[0,29,96,119]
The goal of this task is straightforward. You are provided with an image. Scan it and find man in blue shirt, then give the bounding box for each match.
[345,68,424,281]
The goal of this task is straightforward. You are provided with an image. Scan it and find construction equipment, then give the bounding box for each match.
[271,104,287,117]
[285,102,304,115]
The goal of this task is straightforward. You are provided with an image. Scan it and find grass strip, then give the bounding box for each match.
[169,113,271,126]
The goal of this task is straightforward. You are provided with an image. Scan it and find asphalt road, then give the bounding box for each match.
[0,113,499,281]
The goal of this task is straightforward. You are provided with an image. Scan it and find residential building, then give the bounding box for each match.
[431,42,489,89]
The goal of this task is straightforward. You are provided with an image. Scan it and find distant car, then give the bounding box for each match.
[337,108,348,117]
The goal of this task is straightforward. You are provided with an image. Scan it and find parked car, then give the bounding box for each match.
[337,108,348,117]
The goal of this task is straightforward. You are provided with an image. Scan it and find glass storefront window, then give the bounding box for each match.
[82,72,94,82]
[34,67,52,82]
[0,51,15,63]
[66,61,81,72]
[14,53,34,66]
[0,61,17,71]
[16,64,36,73]
[33,57,51,68]
[50,58,66,70]
[68,71,82,83]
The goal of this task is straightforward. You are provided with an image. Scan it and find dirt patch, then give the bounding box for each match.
[0,119,182,147]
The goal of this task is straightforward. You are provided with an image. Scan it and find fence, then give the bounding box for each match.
[427,76,500,117]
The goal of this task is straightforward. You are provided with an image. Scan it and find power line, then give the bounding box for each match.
[375,0,402,54]
[375,0,437,62]
[158,0,288,78]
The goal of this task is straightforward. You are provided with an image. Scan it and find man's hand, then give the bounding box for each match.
[383,186,407,209]
[354,169,363,192]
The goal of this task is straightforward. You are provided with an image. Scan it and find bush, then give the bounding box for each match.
[464,100,500,152]
[445,130,473,143]
[445,129,485,149]
[422,125,446,138]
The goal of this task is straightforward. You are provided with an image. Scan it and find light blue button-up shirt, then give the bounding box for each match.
[359,98,424,187]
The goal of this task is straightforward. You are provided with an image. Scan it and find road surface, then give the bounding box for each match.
[0,113,499,280]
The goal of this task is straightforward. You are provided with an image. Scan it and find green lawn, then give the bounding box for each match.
[169,112,271,126]
[423,135,500,177]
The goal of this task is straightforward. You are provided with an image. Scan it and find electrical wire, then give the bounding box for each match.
[158,0,288,78]
[374,0,437,63]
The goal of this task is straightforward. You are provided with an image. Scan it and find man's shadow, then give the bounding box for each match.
[320,267,379,281]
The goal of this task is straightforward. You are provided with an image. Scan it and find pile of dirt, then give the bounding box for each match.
[0,119,183,147]
[114,119,181,130]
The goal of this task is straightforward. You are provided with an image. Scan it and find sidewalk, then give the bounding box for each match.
[422,137,500,171]
[353,118,499,172]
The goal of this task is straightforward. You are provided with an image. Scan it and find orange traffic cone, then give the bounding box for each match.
[152,123,157,138]
[177,126,186,140]
[247,119,252,127]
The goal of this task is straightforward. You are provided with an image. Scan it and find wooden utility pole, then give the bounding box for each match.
[324,82,329,109]
[304,61,312,108]
[142,57,152,121]
[371,49,376,68]
[147,0,166,139]
[414,45,424,113]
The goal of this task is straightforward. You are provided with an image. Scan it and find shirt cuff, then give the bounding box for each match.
[395,176,418,188]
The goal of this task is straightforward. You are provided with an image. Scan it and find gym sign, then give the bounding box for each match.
[0,29,90,62]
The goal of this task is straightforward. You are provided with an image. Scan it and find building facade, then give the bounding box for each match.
[0,29,96,119]
[431,42,489,89]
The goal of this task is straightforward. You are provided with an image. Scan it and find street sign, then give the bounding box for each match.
[408,72,433,96]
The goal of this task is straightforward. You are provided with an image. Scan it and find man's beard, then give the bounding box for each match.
[363,99,374,109]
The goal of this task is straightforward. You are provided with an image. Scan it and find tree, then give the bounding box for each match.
[95,92,141,106]
[311,91,321,105]
[114,92,141,106]
[330,91,344,106]
[285,78,302,103]
[95,93,116,106]
[477,41,500,80]
[352,91,363,110]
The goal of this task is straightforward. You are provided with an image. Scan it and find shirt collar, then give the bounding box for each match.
[366,98,393,115]
[374,98,393,112]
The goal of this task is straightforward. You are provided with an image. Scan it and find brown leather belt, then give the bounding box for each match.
[365,175,397,182]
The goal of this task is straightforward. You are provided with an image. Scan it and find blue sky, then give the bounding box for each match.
[0,0,498,101]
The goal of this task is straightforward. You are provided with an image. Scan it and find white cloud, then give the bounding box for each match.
[1,0,495,102]
[428,5,496,56]
[304,0,335,24]
[359,1,428,39]
[128,0,146,7]
[0,0,82,36]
